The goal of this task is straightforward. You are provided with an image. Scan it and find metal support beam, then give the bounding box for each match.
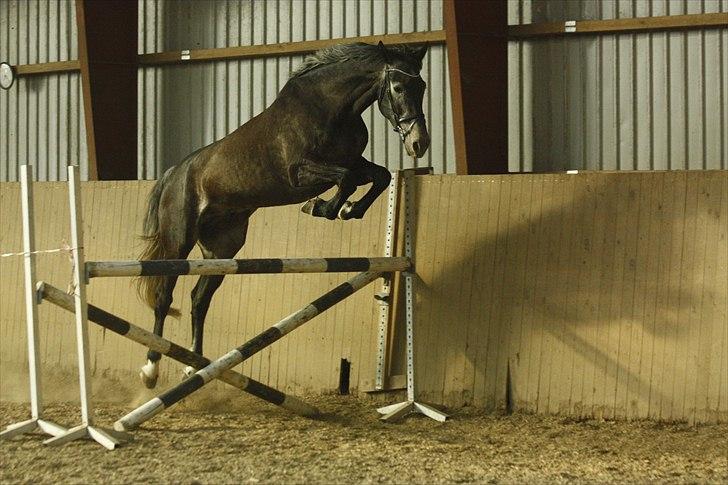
[75,0,137,180]
[444,0,508,174]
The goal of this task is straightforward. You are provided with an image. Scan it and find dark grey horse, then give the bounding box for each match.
[137,41,429,388]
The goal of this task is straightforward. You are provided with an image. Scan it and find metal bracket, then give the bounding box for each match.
[565,20,576,33]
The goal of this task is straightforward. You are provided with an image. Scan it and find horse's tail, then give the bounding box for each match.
[135,168,181,318]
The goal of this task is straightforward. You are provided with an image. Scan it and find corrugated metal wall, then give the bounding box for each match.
[1,1,726,180]
[509,0,728,172]
[138,0,455,179]
[0,0,88,181]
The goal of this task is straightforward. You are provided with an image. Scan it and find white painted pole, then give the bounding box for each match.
[67,165,93,425]
[43,167,127,449]
[20,165,43,419]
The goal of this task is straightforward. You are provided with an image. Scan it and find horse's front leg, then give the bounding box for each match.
[292,160,358,220]
[338,159,392,220]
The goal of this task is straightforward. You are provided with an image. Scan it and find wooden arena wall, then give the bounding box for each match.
[0,172,725,423]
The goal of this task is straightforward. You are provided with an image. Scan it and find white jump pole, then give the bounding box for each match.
[43,165,128,450]
[0,165,66,441]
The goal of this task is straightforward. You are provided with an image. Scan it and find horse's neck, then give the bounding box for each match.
[306,67,381,119]
[351,73,379,115]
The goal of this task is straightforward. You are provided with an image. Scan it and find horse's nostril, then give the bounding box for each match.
[413,141,420,153]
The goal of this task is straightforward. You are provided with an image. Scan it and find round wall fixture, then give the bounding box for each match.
[0,62,15,90]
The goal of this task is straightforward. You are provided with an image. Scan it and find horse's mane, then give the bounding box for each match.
[291,42,422,79]
[291,43,383,78]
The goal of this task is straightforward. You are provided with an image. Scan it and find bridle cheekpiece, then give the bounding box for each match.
[378,44,425,142]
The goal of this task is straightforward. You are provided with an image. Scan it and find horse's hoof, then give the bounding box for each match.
[183,366,195,378]
[301,198,319,215]
[139,370,158,389]
[140,360,159,389]
[338,201,354,220]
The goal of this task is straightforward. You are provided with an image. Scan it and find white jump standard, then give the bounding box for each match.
[115,270,383,431]
[44,166,129,449]
[38,282,319,418]
[0,166,66,442]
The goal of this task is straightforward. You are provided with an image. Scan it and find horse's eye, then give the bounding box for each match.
[393,85,403,94]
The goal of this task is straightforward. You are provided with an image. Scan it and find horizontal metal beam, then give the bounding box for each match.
[6,12,727,77]
[6,31,444,77]
[14,60,80,76]
[138,30,446,66]
[86,257,411,278]
[509,12,728,38]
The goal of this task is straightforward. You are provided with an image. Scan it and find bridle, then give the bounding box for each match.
[378,46,425,142]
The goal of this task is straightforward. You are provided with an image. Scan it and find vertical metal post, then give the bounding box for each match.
[403,170,416,403]
[375,172,400,390]
[0,165,66,441]
[377,170,448,423]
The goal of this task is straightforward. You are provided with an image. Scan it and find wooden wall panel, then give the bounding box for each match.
[1,172,725,423]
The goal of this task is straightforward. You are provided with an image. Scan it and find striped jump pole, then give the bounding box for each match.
[115,270,383,432]
[38,282,319,418]
[86,257,410,278]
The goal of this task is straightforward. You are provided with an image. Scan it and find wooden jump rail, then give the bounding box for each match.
[114,270,383,431]
[37,281,320,419]
[86,257,411,278]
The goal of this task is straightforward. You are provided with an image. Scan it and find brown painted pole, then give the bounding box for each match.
[76,0,138,180]
[444,0,508,174]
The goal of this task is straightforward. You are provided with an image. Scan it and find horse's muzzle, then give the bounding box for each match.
[405,123,430,159]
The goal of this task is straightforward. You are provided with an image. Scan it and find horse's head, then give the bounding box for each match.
[377,42,430,159]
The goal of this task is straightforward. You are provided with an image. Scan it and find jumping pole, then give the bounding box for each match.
[114,270,383,431]
[86,257,410,278]
[38,281,319,418]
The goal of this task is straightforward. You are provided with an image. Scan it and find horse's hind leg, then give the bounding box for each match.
[139,205,195,388]
[182,210,251,377]
[141,274,183,388]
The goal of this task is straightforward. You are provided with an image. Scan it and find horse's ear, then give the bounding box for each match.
[378,40,391,64]
[410,43,428,62]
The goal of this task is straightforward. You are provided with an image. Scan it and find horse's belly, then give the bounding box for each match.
[226,182,333,209]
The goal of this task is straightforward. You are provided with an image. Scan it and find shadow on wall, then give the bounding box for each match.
[412,173,724,421]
